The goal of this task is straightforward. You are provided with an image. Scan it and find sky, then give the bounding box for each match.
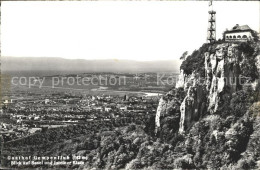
[1,1,259,61]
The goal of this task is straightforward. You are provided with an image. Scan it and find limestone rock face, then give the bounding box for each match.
[178,43,249,132]
[175,70,185,89]
[256,55,260,73]
[206,44,234,114]
[155,42,260,134]
[155,97,167,128]
[175,70,196,91]
[179,80,207,134]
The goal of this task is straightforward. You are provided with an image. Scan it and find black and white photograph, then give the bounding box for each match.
[0,0,260,169]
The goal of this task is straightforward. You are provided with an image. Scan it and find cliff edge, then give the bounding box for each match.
[155,40,260,168]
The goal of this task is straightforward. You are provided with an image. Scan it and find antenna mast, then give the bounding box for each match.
[207,0,216,43]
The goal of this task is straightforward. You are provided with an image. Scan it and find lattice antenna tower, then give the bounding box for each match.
[207,0,216,43]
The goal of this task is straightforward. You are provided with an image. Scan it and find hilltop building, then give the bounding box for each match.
[224,24,254,42]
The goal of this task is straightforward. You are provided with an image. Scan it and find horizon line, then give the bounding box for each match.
[2,56,182,62]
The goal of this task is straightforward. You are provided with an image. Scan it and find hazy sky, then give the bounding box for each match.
[1,1,259,61]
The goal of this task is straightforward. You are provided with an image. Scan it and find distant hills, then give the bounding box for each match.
[1,57,181,76]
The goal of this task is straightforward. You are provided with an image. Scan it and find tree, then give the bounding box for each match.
[180,51,188,60]
[250,30,260,42]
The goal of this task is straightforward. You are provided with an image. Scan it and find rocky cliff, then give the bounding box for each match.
[154,40,260,168]
[156,41,260,134]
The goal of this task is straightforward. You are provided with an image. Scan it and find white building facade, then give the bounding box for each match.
[224,24,254,42]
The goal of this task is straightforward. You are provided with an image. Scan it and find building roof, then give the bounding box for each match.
[225,24,252,34]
